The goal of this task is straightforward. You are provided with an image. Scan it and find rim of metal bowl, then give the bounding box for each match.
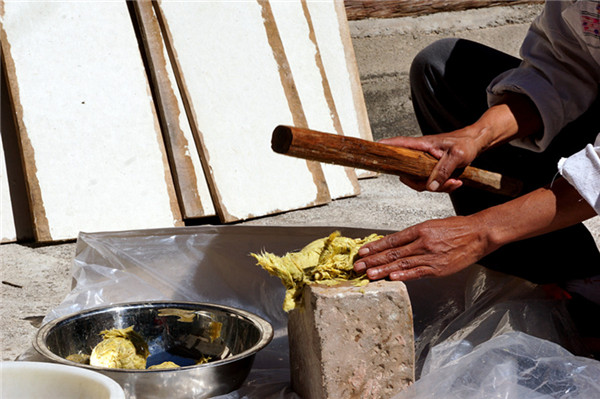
[34,301,274,373]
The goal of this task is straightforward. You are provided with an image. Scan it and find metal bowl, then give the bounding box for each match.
[34,301,273,399]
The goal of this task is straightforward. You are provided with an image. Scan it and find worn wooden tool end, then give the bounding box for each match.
[271,125,294,154]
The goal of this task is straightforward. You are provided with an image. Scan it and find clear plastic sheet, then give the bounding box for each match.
[393,332,600,399]
[407,262,589,376]
[21,225,600,398]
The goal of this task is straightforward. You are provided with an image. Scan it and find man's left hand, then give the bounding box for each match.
[353,216,491,281]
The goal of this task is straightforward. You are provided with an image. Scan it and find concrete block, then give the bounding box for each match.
[288,280,414,399]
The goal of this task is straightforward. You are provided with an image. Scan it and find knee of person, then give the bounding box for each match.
[409,38,460,84]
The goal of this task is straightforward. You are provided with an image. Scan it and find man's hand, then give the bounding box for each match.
[380,94,541,193]
[379,130,482,193]
[353,215,492,281]
[353,178,596,282]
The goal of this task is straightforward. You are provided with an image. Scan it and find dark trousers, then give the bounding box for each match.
[409,38,600,284]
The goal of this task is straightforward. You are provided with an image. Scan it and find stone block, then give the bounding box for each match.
[288,280,414,399]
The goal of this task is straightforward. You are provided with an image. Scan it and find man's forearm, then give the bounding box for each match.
[474,178,597,252]
[473,93,543,152]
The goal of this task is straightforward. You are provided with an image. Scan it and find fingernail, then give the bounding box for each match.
[358,247,370,256]
[428,180,440,192]
[354,261,366,272]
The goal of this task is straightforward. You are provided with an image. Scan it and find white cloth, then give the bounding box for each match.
[558,135,600,214]
[486,0,600,214]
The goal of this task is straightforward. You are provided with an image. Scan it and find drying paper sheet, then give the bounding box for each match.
[157,0,331,223]
[0,1,182,241]
[307,0,376,178]
[270,0,359,200]
[133,0,216,219]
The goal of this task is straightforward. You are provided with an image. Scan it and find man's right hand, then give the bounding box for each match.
[379,127,483,193]
[381,94,541,193]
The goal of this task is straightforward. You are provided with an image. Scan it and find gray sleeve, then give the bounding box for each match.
[487,1,600,152]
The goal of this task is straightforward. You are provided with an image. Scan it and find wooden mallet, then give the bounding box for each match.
[271,125,522,197]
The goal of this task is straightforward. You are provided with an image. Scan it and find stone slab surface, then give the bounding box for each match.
[288,281,414,399]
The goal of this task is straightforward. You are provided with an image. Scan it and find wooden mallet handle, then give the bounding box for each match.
[271,125,522,197]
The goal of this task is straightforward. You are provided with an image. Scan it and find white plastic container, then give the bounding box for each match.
[0,361,125,399]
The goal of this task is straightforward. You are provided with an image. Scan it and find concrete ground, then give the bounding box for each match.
[2,4,599,363]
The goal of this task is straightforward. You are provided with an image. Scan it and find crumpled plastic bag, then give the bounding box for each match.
[393,331,600,399]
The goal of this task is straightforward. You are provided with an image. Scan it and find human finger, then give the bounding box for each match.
[354,245,413,274]
[426,148,468,192]
[354,235,421,276]
[364,255,421,280]
[434,178,463,193]
[356,230,417,261]
[400,175,463,193]
[389,266,437,281]
[380,136,450,159]
[378,136,431,151]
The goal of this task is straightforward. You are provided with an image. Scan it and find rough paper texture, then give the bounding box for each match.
[307,0,376,178]
[0,2,182,241]
[270,0,359,199]
[134,0,216,219]
[157,0,330,222]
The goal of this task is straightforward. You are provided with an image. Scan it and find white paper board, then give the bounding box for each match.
[134,0,216,219]
[270,0,359,199]
[160,20,216,218]
[157,0,331,222]
[0,1,182,241]
[307,0,376,178]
